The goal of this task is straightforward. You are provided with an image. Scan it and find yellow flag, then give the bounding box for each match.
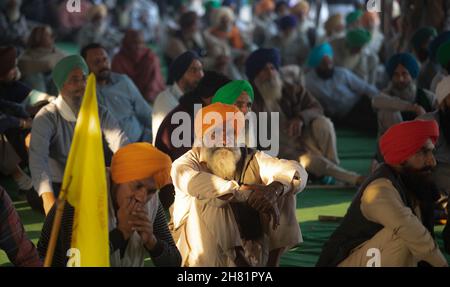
[61,73,110,267]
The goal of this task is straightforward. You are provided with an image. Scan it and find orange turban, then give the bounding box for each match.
[255,0,275,16]
[361,11,380,28]
[379,120,439,165]
[194,102,244,143]
[111,143,172,188]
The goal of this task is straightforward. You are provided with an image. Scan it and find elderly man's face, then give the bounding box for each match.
[402,139,436,173]
[392,64,412,90]
[61,68,86,99]
[234,92,252,114]
[85,47,111,82]
[114,177,157,210]
[254,63,278,83]
[179,59,204,92]
[203,146,242,180]
[218,16,233,32]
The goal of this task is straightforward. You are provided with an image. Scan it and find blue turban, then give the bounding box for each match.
[429,31,450,61]
[386,53,420,79]
[167,50,200,85]
[307,42,333,68]
[278,15,297,31]
[245,48,281,81]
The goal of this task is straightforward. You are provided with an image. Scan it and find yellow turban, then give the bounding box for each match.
[111,143,172,188]
[194,102,244,142]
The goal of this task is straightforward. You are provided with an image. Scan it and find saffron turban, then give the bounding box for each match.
[167,50,200,85]
[379,120,439,165]
[386,53,420,79]
[345,28,371,49]
[212,80,254,105]
[245,48,281,81]
[111,143,172,188]
[194,102,244,142]
[52,55,89,91]
[307,42,333,68]
[436,76,450,105]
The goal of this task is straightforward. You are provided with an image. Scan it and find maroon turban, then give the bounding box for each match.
[379,120,439,165]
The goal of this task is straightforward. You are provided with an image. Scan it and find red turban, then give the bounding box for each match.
[379,120,439,165]
[111,143,172,188]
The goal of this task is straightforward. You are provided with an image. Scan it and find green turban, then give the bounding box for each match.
[52,55,89,91]
[345,9,363,26]
[437,40,450,67]
[411,26,437,51]
[346,28,372,49]
[212,80,254,105]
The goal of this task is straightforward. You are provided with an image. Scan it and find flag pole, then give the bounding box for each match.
[44,177,72,267]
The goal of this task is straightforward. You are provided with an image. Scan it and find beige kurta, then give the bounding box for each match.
[339,178,448,267]
[171,148,307,267]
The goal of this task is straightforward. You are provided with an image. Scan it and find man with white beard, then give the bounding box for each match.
[77,4,123,56]
[171,103,307,267]
[246,48,365,186]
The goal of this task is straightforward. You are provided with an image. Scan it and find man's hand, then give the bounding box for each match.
[117,199,138,240]
[287,117,304,137]
[20,118,33,130]
[42,192,56,215]
[130,206,158,251]
[247,182,284,230]
[412,104,426,116]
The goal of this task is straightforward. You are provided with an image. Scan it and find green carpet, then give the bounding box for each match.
[1,128,449,266]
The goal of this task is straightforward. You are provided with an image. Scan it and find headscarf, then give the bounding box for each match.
[111,143,172,189]
[52,55,89,91]
[212,80,254,105]
[379,120,439,165]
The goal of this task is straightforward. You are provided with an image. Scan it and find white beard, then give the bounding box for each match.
[203,147,242,180]
[255,73,283,107]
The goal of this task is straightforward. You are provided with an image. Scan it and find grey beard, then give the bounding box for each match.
[255,74,283,107]
[389,82,416,101]
[204,147,242,180]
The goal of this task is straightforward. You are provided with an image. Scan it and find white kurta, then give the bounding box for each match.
[151,84,183,142]
[171,148,308,266]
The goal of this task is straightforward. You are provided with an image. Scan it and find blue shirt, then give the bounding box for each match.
[305,67,379,119]
[97,73,153,142]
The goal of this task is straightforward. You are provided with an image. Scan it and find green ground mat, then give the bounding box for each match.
[1,136,448,266]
